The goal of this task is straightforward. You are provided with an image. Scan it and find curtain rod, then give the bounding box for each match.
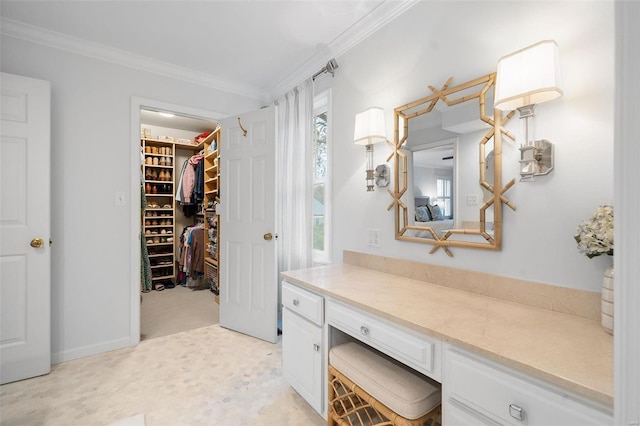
[312,58,339,81]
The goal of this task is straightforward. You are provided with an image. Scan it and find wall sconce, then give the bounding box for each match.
[495,40,563,182]
[354,107,387,191]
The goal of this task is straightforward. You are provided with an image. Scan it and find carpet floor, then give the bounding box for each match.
[141,285,219,341]
[0,324,324,426]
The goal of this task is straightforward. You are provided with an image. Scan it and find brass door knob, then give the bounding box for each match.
[30,238,44,248]
[263,233,273,241]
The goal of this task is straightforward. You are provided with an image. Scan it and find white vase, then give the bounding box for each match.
[601,265,614,335]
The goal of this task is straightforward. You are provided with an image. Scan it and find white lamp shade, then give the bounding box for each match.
[354,107,386,145]
[494,40,563,111]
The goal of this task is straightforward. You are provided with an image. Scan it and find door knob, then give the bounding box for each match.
[263,233,273,241]
[30,238,44,248]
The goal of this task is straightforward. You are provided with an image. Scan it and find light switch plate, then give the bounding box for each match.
[115,191,127,206]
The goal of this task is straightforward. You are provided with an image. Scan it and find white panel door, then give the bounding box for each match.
[219,106,278,343]
[0,72,51,384]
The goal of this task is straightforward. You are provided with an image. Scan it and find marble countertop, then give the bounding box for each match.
[281,263,614,407]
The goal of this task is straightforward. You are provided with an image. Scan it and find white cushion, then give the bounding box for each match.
[330,342,440,420]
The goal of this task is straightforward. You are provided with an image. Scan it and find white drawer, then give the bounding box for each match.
[327,299,441,381]
[282,281,324,326]
[445,346,612,426]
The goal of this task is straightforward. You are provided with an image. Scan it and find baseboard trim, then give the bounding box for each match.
[52,336,132,364]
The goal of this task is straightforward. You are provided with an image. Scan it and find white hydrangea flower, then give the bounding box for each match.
[575,204,614,258]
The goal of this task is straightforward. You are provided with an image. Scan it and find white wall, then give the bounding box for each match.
[1,36,261,362]
[315,1,614,292]
[0,0,615,363]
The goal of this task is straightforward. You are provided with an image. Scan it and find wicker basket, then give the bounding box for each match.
[328,365,441,426]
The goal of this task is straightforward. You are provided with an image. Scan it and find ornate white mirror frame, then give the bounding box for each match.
[388,73,517,256]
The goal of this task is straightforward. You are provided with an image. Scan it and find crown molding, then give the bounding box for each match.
[267,0,420,100]
[0,17,269,102]
[1,0,418,104]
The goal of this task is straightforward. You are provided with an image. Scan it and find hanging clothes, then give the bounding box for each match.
[193,158,204,204]
[177,223,205,286]
[140,185,152,292]
[176,154,204,217]
[175,159,190,203]
[182,154,204,204]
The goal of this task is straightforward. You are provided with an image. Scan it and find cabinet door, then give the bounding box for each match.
[282,308,323,415]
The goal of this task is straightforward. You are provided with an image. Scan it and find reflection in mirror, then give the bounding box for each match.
[389,73,516,256]
[405,141,455,239]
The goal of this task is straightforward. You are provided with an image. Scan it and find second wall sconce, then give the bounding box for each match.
[495,40,563,182]
[354,107,387,191]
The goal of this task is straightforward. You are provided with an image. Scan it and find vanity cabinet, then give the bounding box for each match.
[442,344,613,426]
[281,281,325,416]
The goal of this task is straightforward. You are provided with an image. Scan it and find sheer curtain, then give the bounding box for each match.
[275,79,314,276]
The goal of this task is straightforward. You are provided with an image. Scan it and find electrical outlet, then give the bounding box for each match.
[367,228,381,248]
[467,195,478,206]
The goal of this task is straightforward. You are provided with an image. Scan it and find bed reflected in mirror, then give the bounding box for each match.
[406,141,455,239]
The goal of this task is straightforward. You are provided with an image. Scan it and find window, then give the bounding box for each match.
[435,177,452,217]
[312,90,331,264]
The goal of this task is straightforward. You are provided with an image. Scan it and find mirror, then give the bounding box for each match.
[388,73,516,256]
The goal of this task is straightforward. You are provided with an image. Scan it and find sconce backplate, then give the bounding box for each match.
[519,139,553,181]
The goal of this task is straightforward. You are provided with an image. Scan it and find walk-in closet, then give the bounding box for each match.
[139,109,220,341]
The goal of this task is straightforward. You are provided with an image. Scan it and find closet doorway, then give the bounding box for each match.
[132,99,223,342]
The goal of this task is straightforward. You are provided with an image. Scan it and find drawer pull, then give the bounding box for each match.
[360,326,369,336]
[509,404,525,421]
[313,344,320,352]
[292,299,299,306]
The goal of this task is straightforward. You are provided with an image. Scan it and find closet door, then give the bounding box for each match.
[219,106,278,343]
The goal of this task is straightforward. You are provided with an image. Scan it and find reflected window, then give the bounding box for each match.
[435,177,452,217]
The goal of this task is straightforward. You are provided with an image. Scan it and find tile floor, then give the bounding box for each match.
[0,325,324,426]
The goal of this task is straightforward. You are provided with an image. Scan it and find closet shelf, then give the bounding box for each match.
[141,138,179,291]
[142,138,204,151]
[179,141,204,151]
[143,164,173,169]
[203,127,220,303]
[152,274,174,280]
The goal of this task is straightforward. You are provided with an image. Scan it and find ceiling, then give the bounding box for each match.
[1,0,417,102]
